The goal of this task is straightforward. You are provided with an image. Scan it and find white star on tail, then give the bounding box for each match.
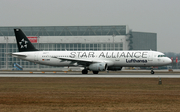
[19,38,28,48]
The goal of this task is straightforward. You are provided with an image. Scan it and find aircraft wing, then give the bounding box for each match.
[53,57,101,66]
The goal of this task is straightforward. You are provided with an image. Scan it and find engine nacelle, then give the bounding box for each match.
[107,66,122,71]
[89,63,107,71]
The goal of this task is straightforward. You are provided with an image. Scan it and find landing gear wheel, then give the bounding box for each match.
[93,71,99,74]
[151,70,154,74]
[82,69,88,74]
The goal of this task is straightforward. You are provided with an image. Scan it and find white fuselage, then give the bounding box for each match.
[12,50,172,67]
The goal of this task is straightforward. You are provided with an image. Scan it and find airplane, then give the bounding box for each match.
[10,28,172,74]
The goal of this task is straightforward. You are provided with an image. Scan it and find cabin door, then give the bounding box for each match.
[148,52,153,65]
[34,53,39,62]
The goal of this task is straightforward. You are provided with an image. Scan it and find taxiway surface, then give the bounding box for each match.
[0,72,180,78]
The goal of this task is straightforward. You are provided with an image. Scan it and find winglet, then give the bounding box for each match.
[14,29,38,52]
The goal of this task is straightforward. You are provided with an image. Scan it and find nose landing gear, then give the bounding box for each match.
[151,70,154,74]
[151,67,154,74]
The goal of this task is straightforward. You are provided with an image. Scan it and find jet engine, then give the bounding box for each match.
[107,66,122,71]
[89,63,107,71]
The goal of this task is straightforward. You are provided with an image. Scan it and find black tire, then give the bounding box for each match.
[82,70,88,74]
[93,71,99,74]
[151,70,154,74]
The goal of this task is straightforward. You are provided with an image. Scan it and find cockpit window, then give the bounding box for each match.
[158,55,166,57]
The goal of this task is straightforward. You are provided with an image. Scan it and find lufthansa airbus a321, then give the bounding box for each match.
[10,29,172,74]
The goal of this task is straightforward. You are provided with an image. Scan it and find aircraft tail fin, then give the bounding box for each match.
[14,29,38,52]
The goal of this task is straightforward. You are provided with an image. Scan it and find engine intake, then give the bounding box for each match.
[89,63,107,71]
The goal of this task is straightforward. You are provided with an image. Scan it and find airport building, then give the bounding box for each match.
[0,26,157,70]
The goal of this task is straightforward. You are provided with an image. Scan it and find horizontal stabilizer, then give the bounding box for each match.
[8,53,27,57]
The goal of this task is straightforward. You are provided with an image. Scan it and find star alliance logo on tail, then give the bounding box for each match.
[19,38,28,48]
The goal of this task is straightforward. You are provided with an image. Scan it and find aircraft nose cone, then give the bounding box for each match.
[166,58,172,64]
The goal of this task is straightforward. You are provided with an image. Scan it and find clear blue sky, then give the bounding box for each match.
[0,0,180,53]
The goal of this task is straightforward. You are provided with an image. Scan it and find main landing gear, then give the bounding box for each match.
[92,71,99,74]
[82,70,99,74]
[82,69,88,74]
[82,69,99,74]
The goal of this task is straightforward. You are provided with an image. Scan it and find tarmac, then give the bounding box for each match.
[0,70,180,78]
